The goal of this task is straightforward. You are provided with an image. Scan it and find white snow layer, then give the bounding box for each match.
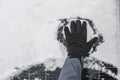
[0,0,119,79]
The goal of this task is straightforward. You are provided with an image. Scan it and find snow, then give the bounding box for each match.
[34,78,41,80]
[44,57,65,71]
[0,0,119,79]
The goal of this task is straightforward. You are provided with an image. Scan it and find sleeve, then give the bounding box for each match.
[58,57,84,80]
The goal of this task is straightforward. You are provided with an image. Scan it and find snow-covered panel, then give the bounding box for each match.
[0,0,119,79]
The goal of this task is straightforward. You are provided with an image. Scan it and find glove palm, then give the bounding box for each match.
[64,20,98,58]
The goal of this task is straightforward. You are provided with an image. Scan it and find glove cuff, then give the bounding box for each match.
[68,54,82,59]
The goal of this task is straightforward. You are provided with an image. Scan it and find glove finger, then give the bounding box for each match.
[70,21,76,34]
[87,37,98,49]
[64,27,71,40]
[81,21,87,41]
[76,20,82,34]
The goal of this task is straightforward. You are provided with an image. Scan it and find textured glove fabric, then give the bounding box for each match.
[64,20,98,58]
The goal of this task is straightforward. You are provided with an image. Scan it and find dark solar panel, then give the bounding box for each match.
[9,62,118,80]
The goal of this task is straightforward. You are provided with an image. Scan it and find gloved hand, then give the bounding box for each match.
[64,20,98,58]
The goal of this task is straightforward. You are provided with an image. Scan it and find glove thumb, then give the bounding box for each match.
[87,37,98,49]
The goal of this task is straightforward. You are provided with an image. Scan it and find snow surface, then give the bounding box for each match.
[0,0,119,79]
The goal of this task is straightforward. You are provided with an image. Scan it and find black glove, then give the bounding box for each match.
[64,20,98,58]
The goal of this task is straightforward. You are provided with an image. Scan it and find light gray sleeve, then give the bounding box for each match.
[58,57,84,80]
